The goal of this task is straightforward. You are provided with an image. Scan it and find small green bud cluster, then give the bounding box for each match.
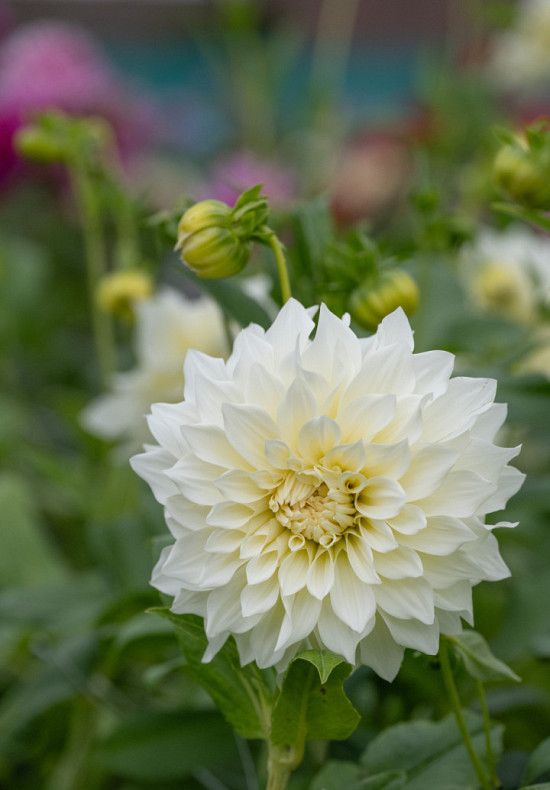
[493,123,550,209]
[350,269,419,331]
[14,111,109,165]
[176,186,270,279]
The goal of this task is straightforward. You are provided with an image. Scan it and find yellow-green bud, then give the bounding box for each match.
[350,269,419,331]
[493,139,550,209]
[96,270,154,319]
[176,199,251,279]
[14,126,67,163]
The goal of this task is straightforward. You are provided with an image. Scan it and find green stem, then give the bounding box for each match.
[69,155,116,387]
[476,679,500,788]
[266,743,302,790]
[266,231,292,304]
[439,639,493,790]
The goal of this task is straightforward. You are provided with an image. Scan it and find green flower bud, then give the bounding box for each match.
[96,270,154,320]
[493,138,550,209]
[176,199,252,279]
[14,125,67,163]
[350,269,419,331]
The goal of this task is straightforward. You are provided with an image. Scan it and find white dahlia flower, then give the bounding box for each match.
[460,226,550,324]
[132,300,524,680]
[82,287,228,450]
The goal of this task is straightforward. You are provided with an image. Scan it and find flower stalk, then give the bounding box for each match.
[265,229,292,304]
[439,638,493,790]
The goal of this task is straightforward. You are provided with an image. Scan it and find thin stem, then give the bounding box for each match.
[69,155,116,387]
[476,679,500,788]
[265,231,292,304]
[439,639,493,790]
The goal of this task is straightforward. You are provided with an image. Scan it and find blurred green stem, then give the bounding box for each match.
[439,639,493,790]
[476,679,500,788]
[265,231,292,303]
[69,154,115,387]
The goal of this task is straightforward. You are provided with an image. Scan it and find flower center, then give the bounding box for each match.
[269,471,357,547]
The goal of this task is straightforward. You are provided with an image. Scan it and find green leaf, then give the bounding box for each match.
[94,710,237,781]
[289,195,334,279]
[360,771,407,789]
[149,608,275,739]
[361,711,504,790]
[522,737,550,786]
[446,631,521,683]
[520,786,550,790]
[271,649,360,746]
[491,202,550,233]
[309,760,362,790]
[0,473,67,588]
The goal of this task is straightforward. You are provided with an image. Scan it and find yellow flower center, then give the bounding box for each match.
[269,471,357,547]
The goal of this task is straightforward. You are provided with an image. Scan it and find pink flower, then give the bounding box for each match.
[199,151,297,206]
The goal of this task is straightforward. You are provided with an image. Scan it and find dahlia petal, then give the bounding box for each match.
[151,545,181,596]
[372,546,423,579]
[415,470,497,518]
[131,447,179,505]
[344,533,380,583]
[244,361,285,416]
[358,618,404,681]
[206,501,254,528]
[436,610,467,634]
[171,588,207,616]
[324,440,366,473]
[342,343,415,403]
[246,550,279,585]
[183,349,227,397]
[278,549,310,595]
[360,519,399,553]
[241,575,280,617]
[386,504,427,535]
[479,466,526,514]
[306,548,335,599]
[382,613,440,654]
[183,423,252,469]
[399,444,461,500]
[471,402,508,441]
[317,600,363,663]
[277,377,319,447]
[434,580,473,615]
[215,469,265,503]
[375,577,435,624]
[421,377,497,442]
[167,455,225,506]
[148,402,189,457]
[355,477,407,520]
[398,516,476,555]
[330,556,377,632]
[264,439,292,469]
[412,349,454,397]
[205,528,246,554]
[374,307,415,351]
[303,303,362,377]
[363,440,411,479]
[202,632,230,662]
[373,394,428,444]
[297,416,341,462]
[165,496,210,533]
[453,439,521,483]
[337,394,396,442]
[276,590,322,651]
[222,403,278,468]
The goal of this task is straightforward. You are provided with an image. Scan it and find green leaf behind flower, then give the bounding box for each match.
[148,608,276,739]
[445,631,521,683]
[522,736,550,786]
[271,649,360,746]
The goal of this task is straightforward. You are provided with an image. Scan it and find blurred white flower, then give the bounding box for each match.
[82,287,228,451]
[487,0,550,91]
[132,300,524,680]
[460,225,550,324]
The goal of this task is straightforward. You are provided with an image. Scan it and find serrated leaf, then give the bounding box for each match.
[522,737,550,786]
[271,649,360,746]
[149,608,275,739]
[446,631,521,683]
[361,711,504,790]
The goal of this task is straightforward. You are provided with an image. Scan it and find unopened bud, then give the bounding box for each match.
[176,199,251,279]
[350,269,419,331]
[96,270,154,319]
[493,136,550,209]
[14,125,67,163]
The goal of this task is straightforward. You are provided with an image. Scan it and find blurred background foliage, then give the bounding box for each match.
[1,0,550,788]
